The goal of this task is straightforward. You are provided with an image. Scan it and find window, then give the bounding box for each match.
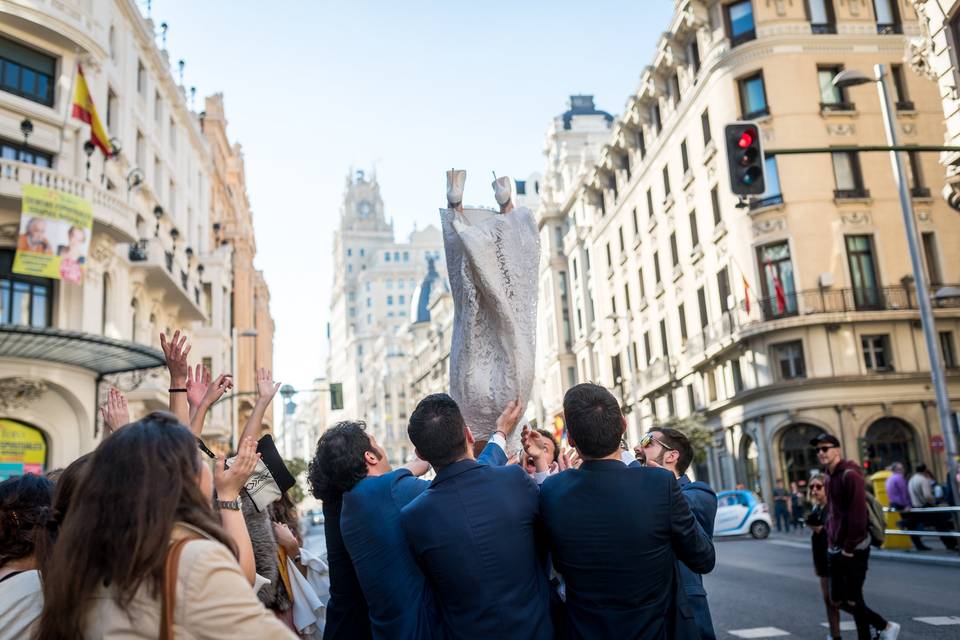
[154,91,162,125]
[818,66,852,110]
[861,335,893,371]
[757,241,797,317]
[726,0,756,47]
[731,359,744,392]
[0,138,51,167]
[0,250,51,327]
[669,232,679,267]
[651,103,662,134]
[399,295,405,305]
[107,88,118,132]
[922,232,942,286]
[153,156,161,194]
[0,36,55,106]
[717,267,731,312]
[605,242,612,268]
[101,273,111,334]
[384,252,390,262]
[403,251,410,262]
[637,128,647,159]
[751,156,783,209]
[632,208,639,236]
[169,117,176,150]
[686,383,697,412]
[845,235,881,309]
[689,210,700,249]
[680,139,690,175]
[137,59,146,95]
[678,303,688,343]
[653,251,662,284]
[659,319,670,358]
[567,366,577,387]
[873,0,901,34]
[701,109,712,147]
[831,151,868,198]
[646,188,655,222]
[387,295,393,305]
[891,64,913,110]
[638,267,647,300]
[688,39,701,76]
[940,331,957,369]
[697,286,709,329]
[772,340,806,379]
[711,186,722,226]
[738,73,769,119]
[807,0,836,33]
[908,150,929,197]
[610,296,617,315]
[643,331,653,365]
[624,284,631,311]
[662,165,672,198]
[669,73,681,107]
[618,226,625,253]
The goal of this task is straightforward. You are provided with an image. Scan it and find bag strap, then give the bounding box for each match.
[160,537,194,640]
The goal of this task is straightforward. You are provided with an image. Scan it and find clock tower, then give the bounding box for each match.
[341,168,391,233]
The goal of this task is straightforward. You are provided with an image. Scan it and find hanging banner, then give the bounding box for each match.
[13,184,93,284]
[0,419,47,480]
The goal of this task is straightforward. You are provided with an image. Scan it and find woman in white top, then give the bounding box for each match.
[35,412,296,639]
[0,472,55,640]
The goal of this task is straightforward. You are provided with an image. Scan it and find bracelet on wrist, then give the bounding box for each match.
[169,388,188,393]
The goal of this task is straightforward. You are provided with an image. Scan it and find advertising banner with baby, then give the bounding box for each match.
[13,184,93,284]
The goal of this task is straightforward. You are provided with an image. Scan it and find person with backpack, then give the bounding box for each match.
[812,433,900,640]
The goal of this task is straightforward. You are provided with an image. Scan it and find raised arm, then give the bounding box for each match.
[188,367,233,438]
[238,367,280,444]
[668,476,716,575]
[160,330,191,426]
[214,436,261,585]
[99,387,130,437]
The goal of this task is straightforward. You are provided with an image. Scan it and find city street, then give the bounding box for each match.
[707,536,960,639]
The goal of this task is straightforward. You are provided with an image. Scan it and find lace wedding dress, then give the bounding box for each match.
[441,205,540,448]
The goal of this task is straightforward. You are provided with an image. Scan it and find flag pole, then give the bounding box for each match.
[57,53,81,159]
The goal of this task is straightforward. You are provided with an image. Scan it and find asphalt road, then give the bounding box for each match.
[706,534,960,639]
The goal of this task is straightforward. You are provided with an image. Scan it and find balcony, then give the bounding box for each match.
[753,285,959,322]
[0,159,138,242]
[811,23,836,34]
[126,238,205,321]
[911,187,932,199]
[877,23,902,35]
[834,188,870,201]
[820,102,856,113]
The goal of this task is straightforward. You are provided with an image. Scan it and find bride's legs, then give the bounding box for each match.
[447,169,466,212]
[492,175,514,214]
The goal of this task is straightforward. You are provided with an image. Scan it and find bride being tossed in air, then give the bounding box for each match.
[440,169,539,452]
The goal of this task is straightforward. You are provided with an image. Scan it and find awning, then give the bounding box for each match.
[0,325,165,375]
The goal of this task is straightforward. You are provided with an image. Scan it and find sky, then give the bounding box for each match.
[152,0,676,394]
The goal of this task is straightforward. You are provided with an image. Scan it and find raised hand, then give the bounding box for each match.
[273,522,301,558]
[256,367,281,405]
[215,436,261,501]
[494,397,524,440]
[203,374,233,406]
[521,427,550,473]
[99,387,130,436]
[403,459,432,477]
[159,330,191,385]
[186,364,211,409]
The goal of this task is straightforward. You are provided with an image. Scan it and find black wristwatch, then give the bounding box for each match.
[215,497,241,511]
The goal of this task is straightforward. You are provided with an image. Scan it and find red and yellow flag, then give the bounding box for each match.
[71,64,114,157]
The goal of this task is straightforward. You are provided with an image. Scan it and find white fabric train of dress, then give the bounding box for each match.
[440,205,540,448]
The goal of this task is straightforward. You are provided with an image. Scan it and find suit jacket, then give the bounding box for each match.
[322,499,372,640]
[340,443,506,640]
[400,456,552,640]
[678,475,718,640]
[539,460,715,640]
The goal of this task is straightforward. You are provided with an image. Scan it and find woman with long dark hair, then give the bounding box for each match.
[0,473,55,638]
[806,476,841,640]
[35,412,296,639]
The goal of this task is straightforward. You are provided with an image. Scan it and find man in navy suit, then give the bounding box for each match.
[400,394,553,640]
[539,383,715,639]
[636,427,719,640]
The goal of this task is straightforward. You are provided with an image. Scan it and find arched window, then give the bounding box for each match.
[101,273,111,335]
[779,423,827,485]
[130,299,139,342]
[865,418,917,472]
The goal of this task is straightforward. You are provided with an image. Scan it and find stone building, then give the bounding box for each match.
[535,0,960,496]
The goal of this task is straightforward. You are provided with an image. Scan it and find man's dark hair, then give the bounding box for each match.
[537,429,560,463]
[407,393,467,469]
[916,463,928,474]
[653,427,694,475]
[308,421,373,502]
[562,383,623,458]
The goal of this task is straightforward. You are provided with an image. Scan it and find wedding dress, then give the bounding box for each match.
[441,204,540,448]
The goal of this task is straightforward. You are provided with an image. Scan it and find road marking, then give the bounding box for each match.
[728,628,791,638]
[820,621,857,631]
[914,616,960,626]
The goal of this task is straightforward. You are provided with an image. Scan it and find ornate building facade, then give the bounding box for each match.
[535,0,960,497]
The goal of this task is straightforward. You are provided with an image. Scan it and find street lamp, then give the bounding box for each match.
[231,328,258,449]
[834,65,959,491]
[19,118,33,154]
[83,140,95,181]
[153,205,164,238]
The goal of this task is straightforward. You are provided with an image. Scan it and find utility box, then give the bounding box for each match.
[869,470,911,550]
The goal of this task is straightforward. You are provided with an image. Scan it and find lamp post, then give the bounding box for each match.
[19,119,33,161]
[230,328,258,450]
[153,205,164,238]
[83,140,95,181]
[834,65,958,492]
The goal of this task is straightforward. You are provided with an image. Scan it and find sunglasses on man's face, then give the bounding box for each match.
[814,445,837,453]
[639,434,675,451]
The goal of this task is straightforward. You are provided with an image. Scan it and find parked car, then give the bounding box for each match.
[714,489,771,539]
[308,509,324,527]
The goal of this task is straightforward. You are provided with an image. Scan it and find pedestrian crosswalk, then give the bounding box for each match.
[728,616,960,638]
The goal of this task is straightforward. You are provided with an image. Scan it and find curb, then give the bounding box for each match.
[766,538,960,566]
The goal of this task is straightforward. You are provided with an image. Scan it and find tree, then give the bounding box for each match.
[283,457,309,505]
[657,412,712,466]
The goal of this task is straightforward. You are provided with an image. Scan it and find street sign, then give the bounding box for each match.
[931,434,945,452]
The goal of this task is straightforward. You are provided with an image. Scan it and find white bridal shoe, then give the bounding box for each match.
[447,169,466,207]
[492,175,512,206]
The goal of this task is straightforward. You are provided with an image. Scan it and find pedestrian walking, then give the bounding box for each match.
[805,476,841,640]
[909,464,958,551]
[791,481,806,530]
[812,433,900,640]
[773,478,792,533]
[885,463,928,550]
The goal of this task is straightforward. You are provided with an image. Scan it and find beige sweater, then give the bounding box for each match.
[85,524,296,639]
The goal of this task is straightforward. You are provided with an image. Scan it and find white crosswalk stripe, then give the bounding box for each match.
[914,616,960,626]
[820,621,857,631]
[728,628,791,638]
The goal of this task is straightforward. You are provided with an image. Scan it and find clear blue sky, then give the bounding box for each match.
[153,0,676,393]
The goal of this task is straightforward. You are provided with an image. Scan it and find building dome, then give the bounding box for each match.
[411,255,448,324]
[561,95,614,130]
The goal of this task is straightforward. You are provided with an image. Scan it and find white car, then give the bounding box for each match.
[714,490,772,539]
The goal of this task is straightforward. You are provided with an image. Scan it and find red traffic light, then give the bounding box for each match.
[738,131,754,148]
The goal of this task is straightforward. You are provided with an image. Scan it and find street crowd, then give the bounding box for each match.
[0,329,914,640]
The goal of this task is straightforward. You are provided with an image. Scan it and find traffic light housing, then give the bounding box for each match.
[725,122,766,196]
[857,436,874,472]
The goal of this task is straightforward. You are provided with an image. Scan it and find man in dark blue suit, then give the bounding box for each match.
[636,427,719,640]
[400,394,553,640]
[327,419,505,639]
[539,383,715,640]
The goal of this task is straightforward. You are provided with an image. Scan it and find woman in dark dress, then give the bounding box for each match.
[807,477,841,640]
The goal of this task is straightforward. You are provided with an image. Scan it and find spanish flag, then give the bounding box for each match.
[71,64,114,157]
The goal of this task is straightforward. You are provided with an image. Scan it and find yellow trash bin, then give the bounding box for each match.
[870,470,911,550]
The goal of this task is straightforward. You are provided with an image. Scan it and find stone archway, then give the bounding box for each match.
[778,423,827,485]
[864,417,918,472]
